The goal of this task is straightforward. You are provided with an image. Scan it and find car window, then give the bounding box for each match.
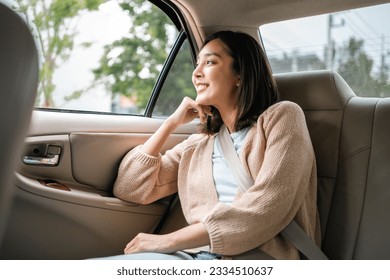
[153,39,196,117]
[260,4,390,97]
[11,0,183,115]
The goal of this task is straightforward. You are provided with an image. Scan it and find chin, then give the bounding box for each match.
[195,95,210,106]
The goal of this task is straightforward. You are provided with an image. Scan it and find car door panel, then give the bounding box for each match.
[0,110,196,259]
[69,132,189,192]
[2,178,165,259]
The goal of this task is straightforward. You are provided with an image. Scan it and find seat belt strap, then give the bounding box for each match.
[218,125,328,260]
[280,218,328,260]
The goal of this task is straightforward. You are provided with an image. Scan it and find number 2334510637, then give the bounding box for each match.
[209,266,273,276]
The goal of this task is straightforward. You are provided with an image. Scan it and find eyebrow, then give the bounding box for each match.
[196,52,222,61]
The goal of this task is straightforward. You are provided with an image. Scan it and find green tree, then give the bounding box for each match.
[14,0,103,107]
[337,37,388,97]
[153,40,196,116]
[93,0,179,112]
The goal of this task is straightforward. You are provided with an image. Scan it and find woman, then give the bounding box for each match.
[111,31,320,260]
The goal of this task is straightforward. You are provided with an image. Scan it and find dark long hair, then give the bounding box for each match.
[199,30,279,134]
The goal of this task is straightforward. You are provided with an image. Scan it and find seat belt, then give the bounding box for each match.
[153,194,178,234]
[218,125,328,260]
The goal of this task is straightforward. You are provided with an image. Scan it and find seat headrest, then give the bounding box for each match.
[0,2,39,246]
[275,70,356,110]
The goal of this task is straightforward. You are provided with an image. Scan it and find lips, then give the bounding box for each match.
[196,83,209,92]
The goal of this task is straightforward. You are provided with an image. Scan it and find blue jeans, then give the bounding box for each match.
[93,251,221,260]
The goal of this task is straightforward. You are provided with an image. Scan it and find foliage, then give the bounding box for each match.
[14,0,103,107]
[93,0,178,111]
[337,38,380,97]
[337,37,390,97]
[14,0,389,113]
[153,41,196,116]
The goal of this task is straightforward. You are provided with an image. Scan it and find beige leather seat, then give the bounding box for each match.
[0,3,39,245]
[276,70,390,259]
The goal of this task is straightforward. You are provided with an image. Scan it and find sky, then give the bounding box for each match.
[52,1,132,111]
[260,3,390,73]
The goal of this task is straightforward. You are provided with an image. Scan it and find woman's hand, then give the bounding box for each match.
[124,223,210,255]
[124,233,176,254]
[167,97,212,128]
[139,97,211,157]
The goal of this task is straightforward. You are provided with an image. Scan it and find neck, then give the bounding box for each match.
[220,108,237,133]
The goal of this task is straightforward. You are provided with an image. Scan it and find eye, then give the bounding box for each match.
[206,60,214,65]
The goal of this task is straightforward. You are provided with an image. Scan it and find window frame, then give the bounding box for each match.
[145,31,194,117]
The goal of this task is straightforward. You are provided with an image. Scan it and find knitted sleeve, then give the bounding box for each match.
[113,134,197,205]
[203,101,316,256]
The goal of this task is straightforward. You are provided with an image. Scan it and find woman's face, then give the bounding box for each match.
[192,39,239,110]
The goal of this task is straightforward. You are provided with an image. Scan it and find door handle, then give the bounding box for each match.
[23,144,61,166]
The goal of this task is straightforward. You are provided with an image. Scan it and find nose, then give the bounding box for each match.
[192,63,203,79]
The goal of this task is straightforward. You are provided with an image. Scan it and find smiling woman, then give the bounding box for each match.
[104,30,319,260]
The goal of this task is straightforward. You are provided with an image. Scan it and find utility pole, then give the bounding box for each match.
[379,34,390,86]
[326,14,333,69]
[380,35,388,80]
[380,35,385,80]
[326,14,344,70]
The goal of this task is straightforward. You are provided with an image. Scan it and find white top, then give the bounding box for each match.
[212,126,250,204]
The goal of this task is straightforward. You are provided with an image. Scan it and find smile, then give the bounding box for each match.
[196,84,208,91]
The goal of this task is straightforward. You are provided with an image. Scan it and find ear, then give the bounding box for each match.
[235,75,240,87]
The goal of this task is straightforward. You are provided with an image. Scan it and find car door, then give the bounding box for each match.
[0,0,197,260]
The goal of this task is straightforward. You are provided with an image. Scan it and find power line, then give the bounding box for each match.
[353,10,381,38]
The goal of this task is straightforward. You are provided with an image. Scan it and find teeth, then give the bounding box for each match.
[197,84,208,91]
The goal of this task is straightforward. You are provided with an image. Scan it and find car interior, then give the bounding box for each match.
[0,0,389,260]
[0,1,38,250]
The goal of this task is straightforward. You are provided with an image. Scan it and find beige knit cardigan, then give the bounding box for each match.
[113,101,321,259]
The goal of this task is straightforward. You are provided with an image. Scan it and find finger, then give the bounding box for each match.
[125,242,142,254]
[203,105,212,116]
[124,241,133,254]
[181,98,199,117]
[124,235,138,254]
[185,101,205,123]
[182,97,197,110]
[196,105,210,123]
